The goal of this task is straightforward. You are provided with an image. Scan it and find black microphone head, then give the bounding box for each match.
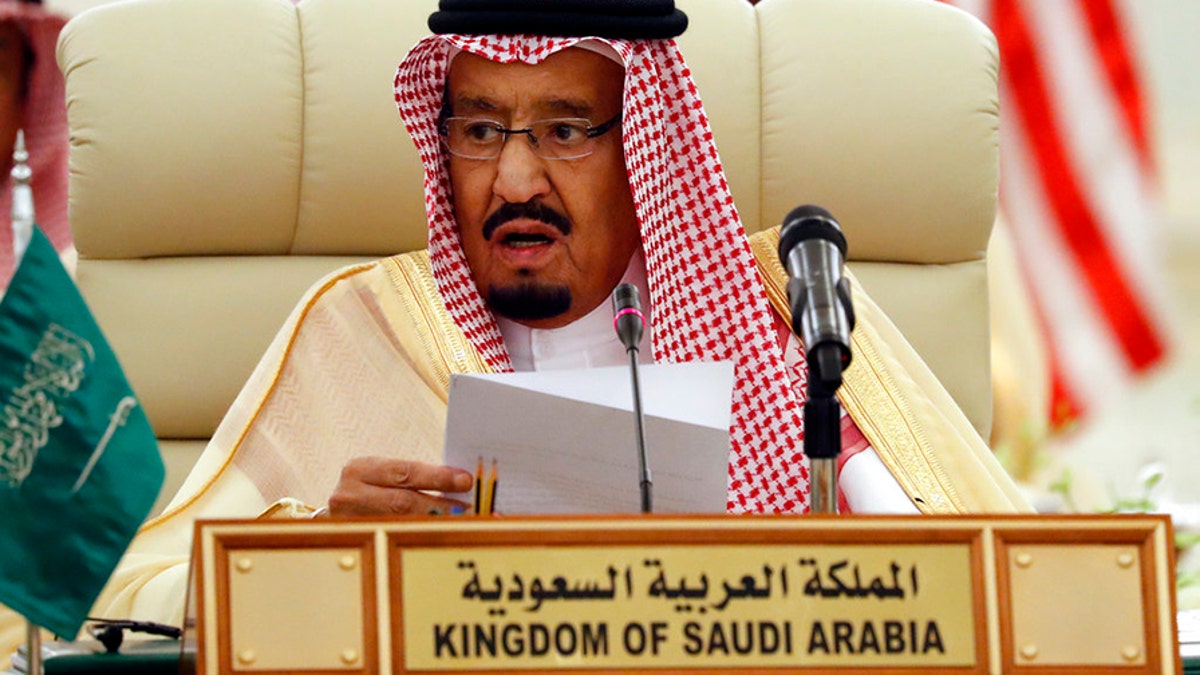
[612,282,640,312]
[611,283,645,351]
[777,204,848,267]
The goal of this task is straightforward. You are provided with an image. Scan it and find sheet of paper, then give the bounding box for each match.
[443,361,734,514]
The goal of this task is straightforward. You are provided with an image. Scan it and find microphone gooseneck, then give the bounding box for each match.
[611,283,652,514]
[777,205,856,514]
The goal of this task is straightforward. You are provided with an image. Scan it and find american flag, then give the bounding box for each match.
[947,0,1172,428]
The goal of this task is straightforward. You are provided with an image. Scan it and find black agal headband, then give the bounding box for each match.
[428,0,688,40]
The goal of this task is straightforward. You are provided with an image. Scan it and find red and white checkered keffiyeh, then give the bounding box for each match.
[395,34,811,513]
[0,1,68,285]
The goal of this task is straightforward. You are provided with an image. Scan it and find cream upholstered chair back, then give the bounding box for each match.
[58,0,998,505]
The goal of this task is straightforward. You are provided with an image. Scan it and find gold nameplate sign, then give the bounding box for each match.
[401,543,975,669]
[192,515,1179,674]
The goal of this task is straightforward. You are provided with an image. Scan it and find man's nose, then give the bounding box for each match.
[492,134,551,204]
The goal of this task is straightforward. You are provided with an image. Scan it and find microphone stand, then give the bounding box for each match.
[777,204,855,514]
[625,344,653,514]
[806,344,844,514]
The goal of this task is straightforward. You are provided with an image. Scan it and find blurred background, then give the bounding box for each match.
[1046,0,1200,604]
[1049,0,1200,507]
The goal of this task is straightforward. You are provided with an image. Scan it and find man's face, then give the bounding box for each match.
[446,48,639,329]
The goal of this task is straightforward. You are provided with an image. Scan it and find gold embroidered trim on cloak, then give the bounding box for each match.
[380,252,493,393]
[748,228,962,514]
[140,260,384,531]
[839,318,964,514]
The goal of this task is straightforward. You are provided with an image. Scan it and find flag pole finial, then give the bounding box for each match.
[11,129,30,184]
[11,128,36,266]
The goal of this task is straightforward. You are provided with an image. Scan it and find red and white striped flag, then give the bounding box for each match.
[948,0,1172,428]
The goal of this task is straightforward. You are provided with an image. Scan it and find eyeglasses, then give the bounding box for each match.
[439,113,622,160]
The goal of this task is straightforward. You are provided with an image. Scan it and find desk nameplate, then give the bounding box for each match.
[396,540,982,670]
[192,514,1178,674]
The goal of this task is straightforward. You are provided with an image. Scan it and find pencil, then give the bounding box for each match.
[478,459,490,516]
[473,456,483,515]
[479,459,496,516]
[486,459,498,516]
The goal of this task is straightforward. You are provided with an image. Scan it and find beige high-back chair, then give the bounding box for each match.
[58,0,999,507]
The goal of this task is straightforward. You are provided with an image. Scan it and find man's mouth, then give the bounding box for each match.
[489,221,564,270]
[502,231,556,249]
[480,203,573,270]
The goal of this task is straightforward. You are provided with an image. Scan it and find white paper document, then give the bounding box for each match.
[443,361,734,514]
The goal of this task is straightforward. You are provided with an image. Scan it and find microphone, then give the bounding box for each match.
[778,205,856,514]
[777,204,856,393]
[611,283,652,514]
[612,283,645,350]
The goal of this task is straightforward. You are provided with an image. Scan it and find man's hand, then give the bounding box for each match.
[326,457,474,516]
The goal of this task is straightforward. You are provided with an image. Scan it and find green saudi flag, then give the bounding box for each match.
[0,227,163,638]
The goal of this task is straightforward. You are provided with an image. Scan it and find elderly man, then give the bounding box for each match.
[323,2,1026,518]
[0,0,1026,659]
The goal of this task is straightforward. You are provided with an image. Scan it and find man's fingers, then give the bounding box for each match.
[344,457,474,493]
[327,457,476,517]
[329,482,470,517]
